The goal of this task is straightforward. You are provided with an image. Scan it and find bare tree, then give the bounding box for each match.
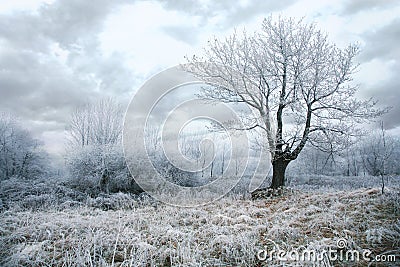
[68,98,123,148]
[66,98,133,194]
[361,123,397,193]
[342,136,363,177]
[0,113,49,180]
[185,16,385,191]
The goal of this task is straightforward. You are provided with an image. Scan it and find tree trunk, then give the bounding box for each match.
[251,158,290,199]
[270,159,290,189]
[100,169,110,194]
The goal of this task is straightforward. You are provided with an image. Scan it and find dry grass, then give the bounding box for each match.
[0,187,399,266]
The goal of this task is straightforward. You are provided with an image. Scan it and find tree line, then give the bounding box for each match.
[1,101,397,198]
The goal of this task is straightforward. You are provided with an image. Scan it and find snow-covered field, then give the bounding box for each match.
[1,176,399,266]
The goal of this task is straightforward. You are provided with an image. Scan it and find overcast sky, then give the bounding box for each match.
[0,0,399,156]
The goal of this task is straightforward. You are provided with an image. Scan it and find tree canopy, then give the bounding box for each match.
[185,16,385,189]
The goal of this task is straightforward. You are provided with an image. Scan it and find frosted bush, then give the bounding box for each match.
[366,220,400,247]
[288,174,400,192]
[66,144,143,196]
[0,177,87,211]
[87,192,139,210]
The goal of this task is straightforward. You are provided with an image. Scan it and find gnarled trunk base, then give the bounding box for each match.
[251,158,290,199]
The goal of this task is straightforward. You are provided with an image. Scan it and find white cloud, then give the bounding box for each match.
[355,58,394,87]
[341,4,400,34]
[99,2,201,76]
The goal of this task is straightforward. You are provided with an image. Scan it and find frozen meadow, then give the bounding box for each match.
[0,175,399,266]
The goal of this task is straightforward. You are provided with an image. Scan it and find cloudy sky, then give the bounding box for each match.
[0,0,399,156]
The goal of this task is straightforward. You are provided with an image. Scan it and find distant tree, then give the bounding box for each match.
[288,145,338,176]
[343,143,362,177]
[68,98,123,147]
[185,16,385,191]
[0,113,49,180]
[66,99,142,195]
[361,123,398,193]
[65,143,142,195]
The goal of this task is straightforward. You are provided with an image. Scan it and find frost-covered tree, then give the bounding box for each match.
[66,143,142,195]
[0,113,49,180]
[361,124,398,193]
[185,16,385,190]
[66,99,141,194]
[68,98,123,147]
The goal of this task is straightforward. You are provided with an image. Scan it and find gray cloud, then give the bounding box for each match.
[162,25,200,45]
[359,17,400,62]
[340,0,399,15]
[160,0,296,25]
[218,0,297,28]
[355,18,400,129]
[159,0,296,41]
[0,0,139,155]
[39,0,128,49]
[0,47,97,125]
[364,61,400,129]
[0,12,50,53]
[0,1,133,116]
